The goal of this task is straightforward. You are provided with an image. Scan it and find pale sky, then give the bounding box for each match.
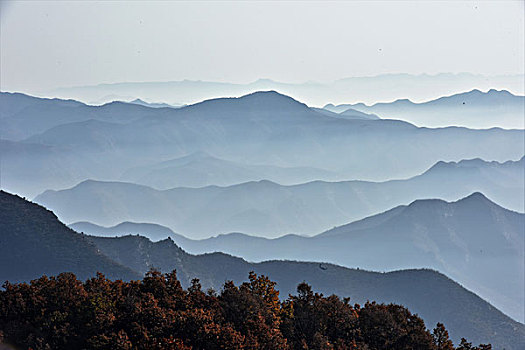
[1,0,524,93]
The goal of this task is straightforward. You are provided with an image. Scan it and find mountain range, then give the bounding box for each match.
[128,98,179,108]
[37,156,524,240]
[325,89,525,129]
[0,92,162,141]
[71,192,525,324]
[1,90,523,198]
[1,190,524,349]
[2,85,523,345]
[43,73,525,110]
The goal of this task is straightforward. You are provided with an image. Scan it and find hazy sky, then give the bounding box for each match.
[1,1,524,93]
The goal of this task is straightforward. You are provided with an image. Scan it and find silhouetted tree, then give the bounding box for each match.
[433,323,454,350]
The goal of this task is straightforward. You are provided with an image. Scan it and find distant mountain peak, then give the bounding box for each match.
[225,179,281,190]
[131,98,147,103]
[486,88,513,95]
[405,192,496,211]
[253,78,277,84]
[339,108,380,120]
[462,191,487,200]
[183,90,311,116]
[394,98,412,103]
[241,90,298,101]
[127,98,175,108]
[429,88,520,104]
[47,179,154,194]
[231,91,307,108]
[423,157,523,175]
[425,158,483,172]
[456,191,494,205]
[463,88,513,96]
[468,88,483,94]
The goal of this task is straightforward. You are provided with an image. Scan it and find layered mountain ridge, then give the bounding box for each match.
[71,192,525,323]
[2,90,523,198]
[325,89,525,129]
[36,156,524,239]
[1,190,523,349]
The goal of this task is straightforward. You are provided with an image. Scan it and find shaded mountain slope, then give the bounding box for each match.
[0,191,140,283]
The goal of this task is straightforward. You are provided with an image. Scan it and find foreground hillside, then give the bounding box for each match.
[1,191,523,348]
[87,235,524,349]
[0,191,140,282]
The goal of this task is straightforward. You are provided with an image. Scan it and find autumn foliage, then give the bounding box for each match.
[0,270,490,350]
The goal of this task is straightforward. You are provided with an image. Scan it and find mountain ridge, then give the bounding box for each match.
[71,191,524,323]
[86,232,525,349]
[3,189,524,347]
[48,72,525,108]
[34,156,524,239]
[3,90,523,198]
[0,191,141,282]
[324,89,525,129]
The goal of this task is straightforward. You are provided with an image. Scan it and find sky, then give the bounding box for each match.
[1,0,524,93]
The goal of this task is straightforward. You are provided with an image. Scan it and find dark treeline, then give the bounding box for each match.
[0,270,490,350]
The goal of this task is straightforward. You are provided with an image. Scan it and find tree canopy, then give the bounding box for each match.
[0,270,491,350]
